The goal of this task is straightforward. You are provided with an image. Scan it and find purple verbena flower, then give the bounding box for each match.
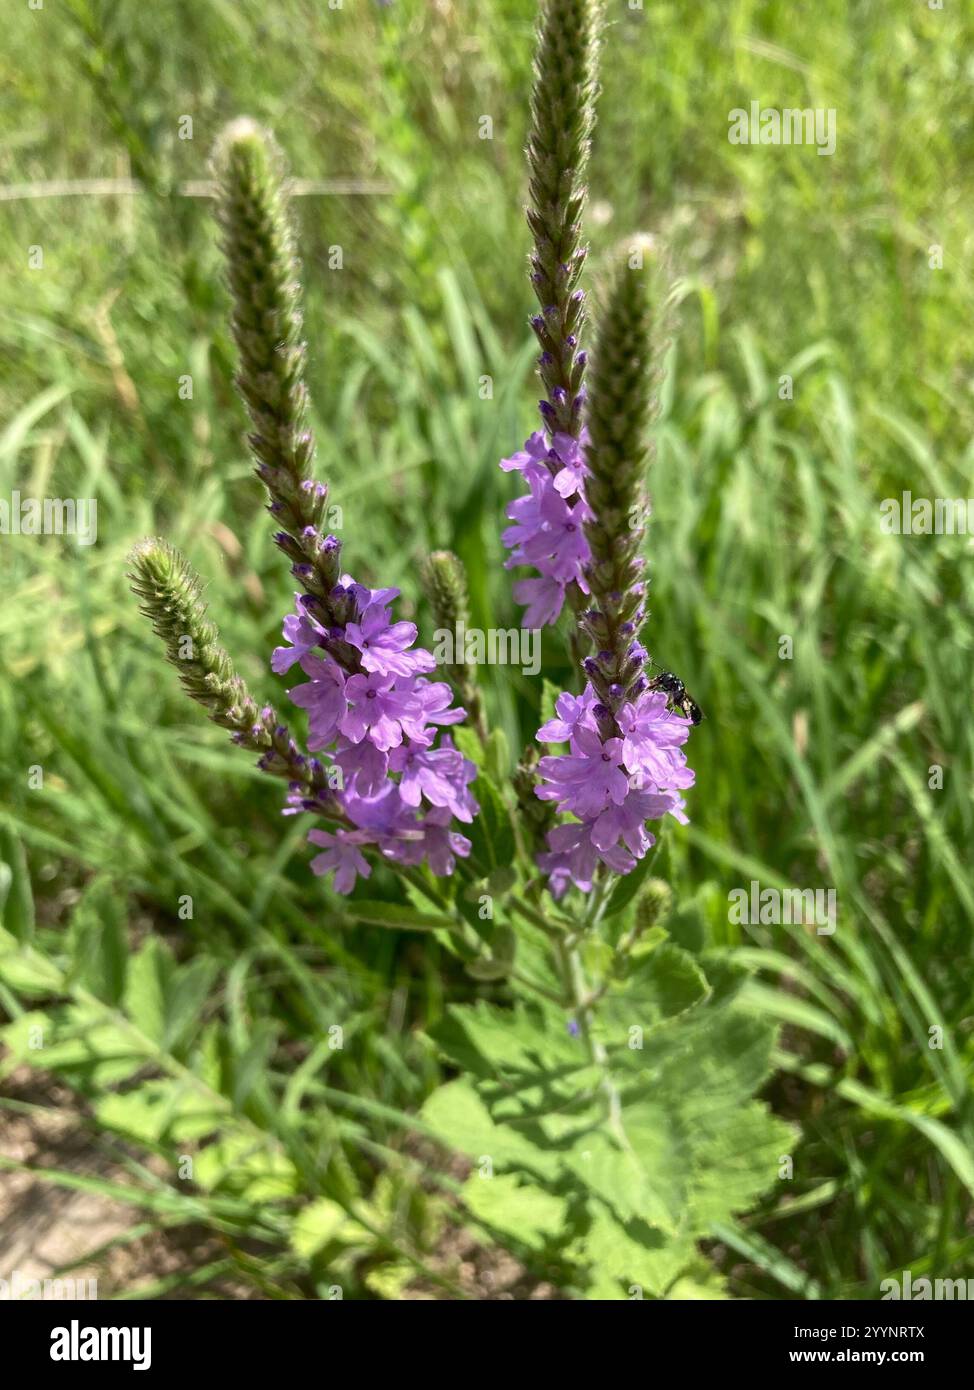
[345,603,437,680]
[537,684,597,743]
[308,827,372,894]
[536,725,629,819]
[340,671,411,751]
[272,599,327,673]
[287,654,347,748]
[275,567,475,895]
[499,421,593,628]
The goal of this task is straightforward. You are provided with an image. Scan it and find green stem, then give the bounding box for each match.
[554,918,624,1138]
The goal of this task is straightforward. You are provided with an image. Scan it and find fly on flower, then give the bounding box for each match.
[646,666,703,726]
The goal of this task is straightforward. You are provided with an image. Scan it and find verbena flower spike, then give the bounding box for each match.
[499,14,694,897]
[500,0,601,631]
[128,538,336,809]
[131,120,477,895]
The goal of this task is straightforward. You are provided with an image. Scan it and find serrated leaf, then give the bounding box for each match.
[194,1131,296,1199]
[569,1203,696,1300]
[290,1198,372,1260]
[230,1020,277,1109]
[431,999,581,1079]
[123,938,175,1046]
[683,1100,795,1231]
[602,943,710,1038]
[0,939,61,996]
[364,1262,415,1299]
[563,1110,689,1234]
[95,1079,220,1146]
[420,1079,559,1179]
[0,1006,148,1087]
[164,957,219,1051]
[67,880,128,1006]
[461,1172,567,1250]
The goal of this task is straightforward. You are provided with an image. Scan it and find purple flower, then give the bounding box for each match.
[345,780,412,836]
[275,562,476,894]
[536,725,630,819]
[409,806,473,877]
[503,466,554,568]
[537,684,597,743]
[513,574,567,627]
[588,785,678,857]
[389,740,478,822]
[340,672,411,751]
[499,430,549,478]
[308,827,372,894]
[533,684,696,895]
[334,736,389,797]
[616,689,695,790]
[398,678,467,745]
[288,655,347,748]
[272,601,326,673]
[345,603,437,680]
[549,431,588,499]
[520,486,590,587]
[499,421,593,627]
[539,819,636,894]
[334,575,400,615]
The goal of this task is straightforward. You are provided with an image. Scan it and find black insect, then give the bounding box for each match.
[646,666,703,725]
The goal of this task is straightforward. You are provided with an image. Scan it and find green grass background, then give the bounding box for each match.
[1,0,973,1297]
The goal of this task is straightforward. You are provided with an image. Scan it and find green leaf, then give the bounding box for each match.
[563,1111,689,1234]
[602,943,710,1035]
[0,826,35,943]
[95,1079,221,1146]
[485,727,510,783]
[0,937,62,996]
[420,1079,559,1179]
[451,724,485,768]
[569,1203,696,1300]
[347,900,451,931]
[194,1131,296,1200]
[0,1006,148,1087]
[290,1198,371,1259]
[465,772,516,873]
[66,879,128,1006]
[601,852,654,921]
[123,938,175,1046]
[461,1172,567,1250]
[684,1100,795,1231]
[465,925,516,981]
[431,999,582,1080]
[539,679,562,735]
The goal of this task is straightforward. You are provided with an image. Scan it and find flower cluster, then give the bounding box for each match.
[274,569,478,893]
[534,684,693,897]
[501,426,592,627]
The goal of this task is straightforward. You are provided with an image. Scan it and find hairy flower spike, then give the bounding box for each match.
[128,538,336,808]
[212,119,349,635]
[579,242,674,709]
[526,0,601,438]
[499,2,603,635]
[421,550,487,741]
